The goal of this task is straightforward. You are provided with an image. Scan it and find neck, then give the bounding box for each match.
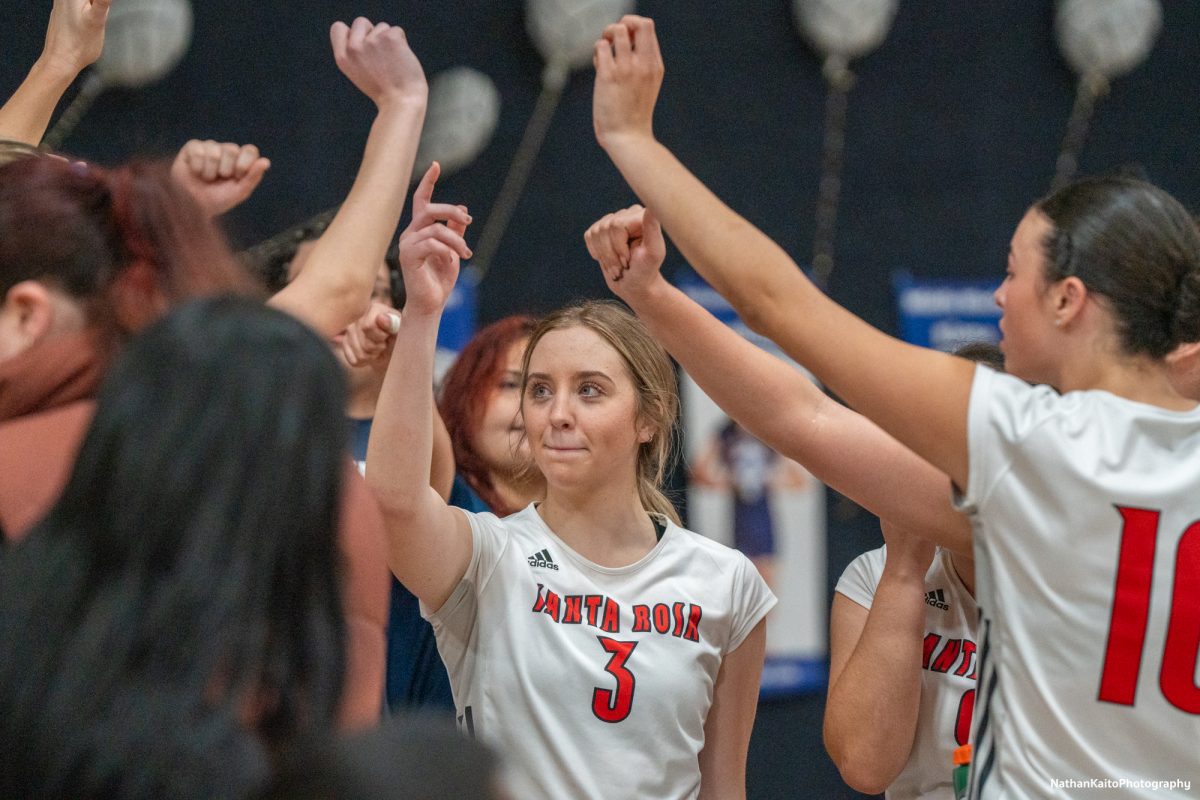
[491,471,546,514]
[1057,352,1196,410]
[948,550,976,598]
[537,477,657,568]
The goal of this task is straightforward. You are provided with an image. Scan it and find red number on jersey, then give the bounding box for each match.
[592,637,638,723]
[955,688,976,747]
[1099,507,1200,714]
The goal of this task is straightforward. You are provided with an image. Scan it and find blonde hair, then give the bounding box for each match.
[521,300,681,525]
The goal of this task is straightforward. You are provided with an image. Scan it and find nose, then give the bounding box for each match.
[993,282,1006,310]
[548,392,573,429]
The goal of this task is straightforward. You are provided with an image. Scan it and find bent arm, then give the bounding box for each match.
[269,20,428,338]
[605,137,972,488]
[824,553,928,793]
[366,308,471,611]
[698,619,766,800]
[626,279,971,553]
[0,0,111,145]
[269,101,424,337]
[591,17,973,487]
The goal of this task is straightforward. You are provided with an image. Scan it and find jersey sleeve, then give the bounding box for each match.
[725,553,778,654]
[422,509,511,623]
[834,545,886,610]
[953,365,1063,514]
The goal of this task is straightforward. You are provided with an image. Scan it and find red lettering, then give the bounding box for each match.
[584,595,604,627]
[632,604,651,632]
[922,633,942,669]
[956,640,977,678]
[531,583,546,613]
[542,590,561,622]
[683,605,702,642]
[672,602,685,637]
[653,603,670,634]
[601,599,621,633]
[563,595,583,625]
[932,639,962,674]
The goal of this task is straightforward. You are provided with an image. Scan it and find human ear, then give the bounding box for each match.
[1055,276,1088,327]
[0,281,57,361]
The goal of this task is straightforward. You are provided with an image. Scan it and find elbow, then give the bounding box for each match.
[824,725,901,795]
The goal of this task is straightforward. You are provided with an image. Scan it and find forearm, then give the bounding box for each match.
[602,133,972,486]
[430,403,455,501]
[627,278,969,550]
[283,98,426,336]
[825,574,927,793]
[366,308,439,518]
[0,59,77,145]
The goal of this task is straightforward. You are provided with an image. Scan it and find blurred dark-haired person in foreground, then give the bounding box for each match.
[0,297,348,799]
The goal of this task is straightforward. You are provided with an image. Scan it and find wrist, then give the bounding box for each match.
[374,90,428,115]
[30,55,80,89]
[598,128,657,156]
[621,274,672,310]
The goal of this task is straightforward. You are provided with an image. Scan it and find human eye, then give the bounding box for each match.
[528,382,551,400]
[579,382,603,398]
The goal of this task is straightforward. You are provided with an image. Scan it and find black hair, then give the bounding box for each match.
[248,217,405,309]
[0,296,348,798]
[1036,176,1200,359]
[952,341,1005,372]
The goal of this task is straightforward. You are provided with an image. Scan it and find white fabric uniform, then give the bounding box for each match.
[425,504,776,800]
[836,545,978,800]
[955,367,1200,800]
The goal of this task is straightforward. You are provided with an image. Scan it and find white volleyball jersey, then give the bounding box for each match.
[836,545,979,800]
[955,367,1200,800]
[425,504,777,800]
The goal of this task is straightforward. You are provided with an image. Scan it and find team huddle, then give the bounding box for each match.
[0,3,1198,799]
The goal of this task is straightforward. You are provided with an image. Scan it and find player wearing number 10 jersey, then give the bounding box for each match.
[956,367,1200,800]
[429,504,774,798]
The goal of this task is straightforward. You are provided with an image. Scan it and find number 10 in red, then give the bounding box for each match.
[1099,506,1200,714]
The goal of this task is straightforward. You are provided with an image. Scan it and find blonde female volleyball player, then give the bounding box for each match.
[590,15,1200,799]
[365,179,775,799]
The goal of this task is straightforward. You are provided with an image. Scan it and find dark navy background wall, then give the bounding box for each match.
[6,2,1199,797]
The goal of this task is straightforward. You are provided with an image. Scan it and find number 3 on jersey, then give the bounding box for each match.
[593,637,638,723]
[1099,506,1200,714]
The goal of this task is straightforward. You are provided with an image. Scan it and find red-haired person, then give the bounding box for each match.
[439,314,546,515]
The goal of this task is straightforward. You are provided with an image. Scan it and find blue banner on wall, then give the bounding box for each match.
[893,271,1001,351]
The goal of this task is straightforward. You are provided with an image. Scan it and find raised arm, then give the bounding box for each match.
[584,206,971,552]
[591,17,974,489]
[0,0,110,145]
[824,525,935,794]
[269,18,428,339]
[365,165,473,610]
[170,140,271,218]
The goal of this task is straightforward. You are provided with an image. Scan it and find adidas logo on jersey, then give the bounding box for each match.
[925,588,950,611]
[527,548,559,570]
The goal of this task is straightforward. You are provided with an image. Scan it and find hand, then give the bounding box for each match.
[339,302,401,368]
[592,15,663,150]
[330,18,428,109]
[40,0,112,78]
[584,204,668,300]
[397,162,473,316]
[170,140,270,218]
[880,520,936,580]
